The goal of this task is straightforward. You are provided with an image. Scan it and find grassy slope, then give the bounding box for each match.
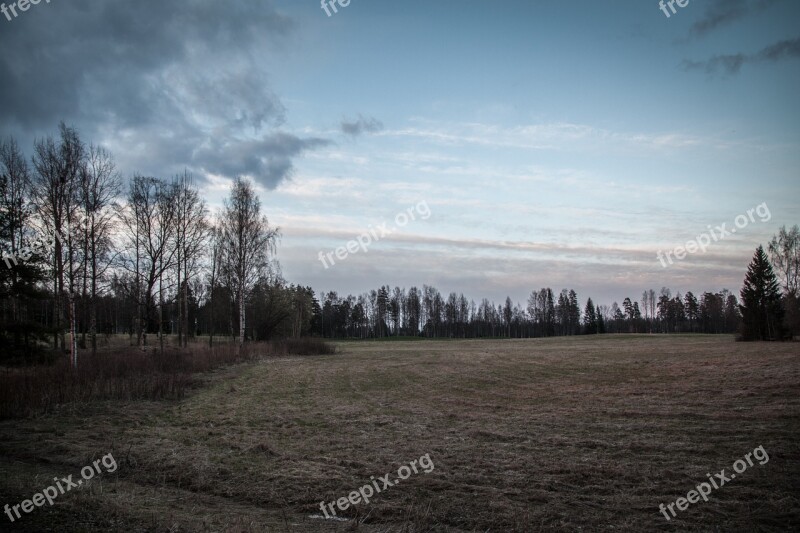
[1,335,798,531]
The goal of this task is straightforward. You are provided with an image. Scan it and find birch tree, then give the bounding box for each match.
[172,172,208,347]
[219,178,279,348]
[79,145,120,355]
[31,123,84,365]
[118,176,176,348]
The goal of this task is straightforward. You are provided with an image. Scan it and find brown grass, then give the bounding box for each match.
[0,338,336,419]
[0,335,798,531]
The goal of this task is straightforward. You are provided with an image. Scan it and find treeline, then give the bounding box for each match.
[319,231,799,341]
[316,286,742,339]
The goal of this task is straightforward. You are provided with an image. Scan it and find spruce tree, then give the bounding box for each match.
[583,298,597,335]
[739,246,784,341]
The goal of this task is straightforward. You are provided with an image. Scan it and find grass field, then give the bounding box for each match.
[1,335,798,531]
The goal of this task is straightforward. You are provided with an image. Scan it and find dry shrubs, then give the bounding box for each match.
[0,338,335,419]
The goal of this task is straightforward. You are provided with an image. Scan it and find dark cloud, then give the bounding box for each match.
[757,38,800,61]
[0,0,328,189]
[193,133,331,189]
[689,0,748,37]
[690,0,782,38]
[341,115,384,137]
[682,38,800,75]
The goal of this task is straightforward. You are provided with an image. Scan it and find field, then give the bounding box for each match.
[1,335,798,532]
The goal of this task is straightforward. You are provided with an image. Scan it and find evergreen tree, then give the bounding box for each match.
[739,246,784,341]
[684,292,699,332]
[583,298,597,335]
[568,289,580,335]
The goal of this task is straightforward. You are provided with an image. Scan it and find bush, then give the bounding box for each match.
[0,344,238,419]
[0,338,335,419]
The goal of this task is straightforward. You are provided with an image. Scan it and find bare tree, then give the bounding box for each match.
[768,225,800,297]
[219,178,279,348]
[768,225,800,337]
[172,171,208,348]
[118,176,176,349]
[78,145,121,355]
[642,290,657,333]
[206,224,221,347]
[31,123,84,366]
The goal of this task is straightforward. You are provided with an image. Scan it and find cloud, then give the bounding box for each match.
[682,37,800,75]
[387,120,720,153]
[194,133,331,189]
[689,0,749,37]
[756,38,800,61]
[689,0,782,37]
[681,54,748,76]
[0,0,329,188]
[341,115,384,137]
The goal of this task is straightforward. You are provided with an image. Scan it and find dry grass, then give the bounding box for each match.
[0,335,798,531]
[0,338,336,419]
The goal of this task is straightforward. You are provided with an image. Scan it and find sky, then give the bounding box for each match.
[1,0,798,307]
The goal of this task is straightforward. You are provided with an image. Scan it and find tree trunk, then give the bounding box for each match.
[239,291,245,349]
[208,288,214,348]
[69,293,78,368]
[158,272,164,354]
[183,270,189,347]
[90,232,98,355]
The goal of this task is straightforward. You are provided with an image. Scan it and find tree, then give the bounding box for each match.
[377,286,389,337]
[583,298,597,334]
[699,292,723,333]
[622,297,634,332]
[390,287,402,336]
[768,225,800,336]
[172,171,208,347]
[118,175,177,348]
[405,286,421,336]
[206,224,222,346]
[596,308,606,334]
[768,225,800,297]
[79,145,120,354]
[31,123,84,364]
[684,292,699,332]
[503,296,513,337]
[610,302,625,333]
[739,246,784,341]
[219,177,279,348]
[723,292,740,333]
[0,136,46,361]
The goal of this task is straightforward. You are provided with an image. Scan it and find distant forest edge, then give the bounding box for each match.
[1,124,797,366]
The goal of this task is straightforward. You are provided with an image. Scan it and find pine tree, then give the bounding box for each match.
[583,298,597,335]
[568,289,580,335]
[739,246,784,341]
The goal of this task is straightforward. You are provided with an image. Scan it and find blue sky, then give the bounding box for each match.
[1,0,798,306]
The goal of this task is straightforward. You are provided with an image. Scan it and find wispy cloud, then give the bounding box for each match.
[341,115,384,137]
[387,121,721,153]
[690,0,783,38]
[682,37,800,75]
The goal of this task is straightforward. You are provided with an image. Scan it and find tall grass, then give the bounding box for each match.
[0,338,335,419]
